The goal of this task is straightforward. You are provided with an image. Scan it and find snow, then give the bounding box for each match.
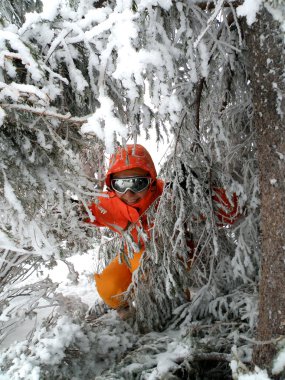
[264,1,285,45]
[18,12,41,35]
[272,345,285,375]
[230,362,272,380]
[237,368,271,380]
[78,8,110,28]
[0,82,49,105]
[7,259,259,378]
[236,0,263,26]
[148,341,191,379]
[81,93,128,154]
[48,252,100,307]
[1,316,89,379]
[3,173,25,216]
[85,9,132,40]
[1,0,284,378]
[137,0,172,12]
[198,41,209,78]
[20,0,62,31]
[0,251,98,350]
[41,0,61,21]
[0,31,43,82]
[0,107,5,126]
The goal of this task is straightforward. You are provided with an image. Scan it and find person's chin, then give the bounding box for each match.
[125,199,140,205]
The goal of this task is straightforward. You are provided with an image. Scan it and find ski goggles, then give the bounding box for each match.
[111,176,152,194]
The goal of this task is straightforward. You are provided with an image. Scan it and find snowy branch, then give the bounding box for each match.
[1,103,88,125]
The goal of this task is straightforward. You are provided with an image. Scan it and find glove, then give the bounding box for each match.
[212,187,241,225]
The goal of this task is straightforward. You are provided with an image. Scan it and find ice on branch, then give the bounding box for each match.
[198,41,209,78]
[158,94,181,124]
[41,0,62,21]
[81,93,127,153]
[0,31,43,82]
[0,106,5,126]
[3,172,25,217]
[272,345,285,375]
[20,0,72,33]
[0,82,50,105]
[0,230,21,253]
[137,0,172,12]
[84,8,133,40]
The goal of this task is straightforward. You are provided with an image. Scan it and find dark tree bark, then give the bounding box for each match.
[243,8,285,370]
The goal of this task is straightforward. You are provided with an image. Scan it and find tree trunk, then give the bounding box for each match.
[243,8,285,369]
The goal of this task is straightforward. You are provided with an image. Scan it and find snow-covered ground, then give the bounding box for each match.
[1,245,284,380]
[48,251,100,307]
[0,250,99,350]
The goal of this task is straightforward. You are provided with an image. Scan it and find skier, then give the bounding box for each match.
[86,144,163,314]
[85,144,240,316]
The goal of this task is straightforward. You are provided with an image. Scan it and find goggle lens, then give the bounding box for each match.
[111,177,151,194]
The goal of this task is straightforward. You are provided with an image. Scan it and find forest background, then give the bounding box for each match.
[0,0,285,379]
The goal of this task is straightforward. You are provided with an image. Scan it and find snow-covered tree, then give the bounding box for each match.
[0,0,284,379]
[0,0,104,349]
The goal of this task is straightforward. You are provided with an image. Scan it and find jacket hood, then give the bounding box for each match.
[105,144,157,188]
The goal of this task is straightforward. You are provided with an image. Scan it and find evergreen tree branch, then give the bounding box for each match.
[190,1,243,11]
[1,104,88,125]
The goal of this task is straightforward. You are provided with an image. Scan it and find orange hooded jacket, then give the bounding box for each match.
[88,144,164,244]
[88,144,163,309]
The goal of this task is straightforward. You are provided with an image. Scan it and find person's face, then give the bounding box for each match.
[112,168,150,205]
